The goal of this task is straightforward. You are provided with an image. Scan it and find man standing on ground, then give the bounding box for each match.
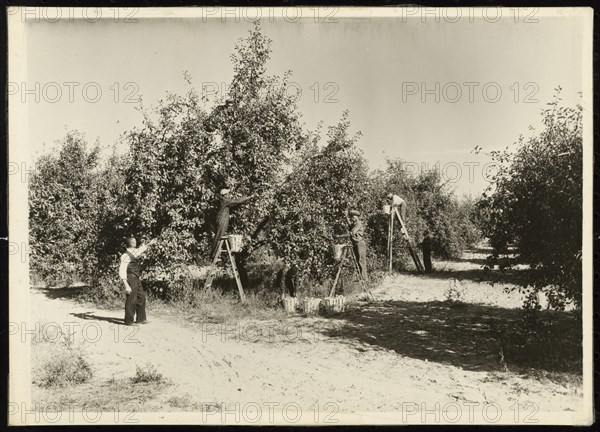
[387,193,407,222]
[421,233,433,273]
[211,188,255,259]
[119,237,156,326]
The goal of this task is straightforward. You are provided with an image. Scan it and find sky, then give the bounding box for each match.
[16,7,588,197]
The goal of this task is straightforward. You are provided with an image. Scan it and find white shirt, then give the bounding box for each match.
[390,195,406,206]
[118,245,149,280]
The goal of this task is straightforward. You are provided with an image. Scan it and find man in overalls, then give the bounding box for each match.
[119,237,156,325]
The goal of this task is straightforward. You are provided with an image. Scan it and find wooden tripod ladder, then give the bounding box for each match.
[330,245,375,300]
[389,207,425,273]
[204,236,246,302]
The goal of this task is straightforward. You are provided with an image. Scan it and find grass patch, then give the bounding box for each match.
[132,363,166,384]
[32,327,93,388]
[166,395,193,409]
[33,364,171,411]
[33,377,172,411]
[166,395,222,411]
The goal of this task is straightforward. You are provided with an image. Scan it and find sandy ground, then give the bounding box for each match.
[29,254,583,423]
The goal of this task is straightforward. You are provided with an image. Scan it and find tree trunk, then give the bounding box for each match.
[236,249,251,291]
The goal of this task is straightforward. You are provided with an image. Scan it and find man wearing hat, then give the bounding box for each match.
[211,188,255,259]
[340,210,368,280]
[387,193,407,222]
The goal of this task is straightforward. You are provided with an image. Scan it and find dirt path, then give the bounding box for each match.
[30,273,583,423]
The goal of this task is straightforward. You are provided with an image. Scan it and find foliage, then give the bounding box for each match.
[265,112,370,281]
[28,24,485,299]
[119,88,213,278]
[476,91,583,310]
[29,131,101,284]
[115,24,307,283]
[366,160,480,269]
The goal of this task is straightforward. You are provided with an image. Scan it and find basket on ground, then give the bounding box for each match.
[227,234,244,252]
[282,297,298,314]
[301,297,322,315]
[322,295,346,313]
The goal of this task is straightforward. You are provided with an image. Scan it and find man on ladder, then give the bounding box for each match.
[346,210,368,281]
[387,193,407,222]
[331,210,375,301]
[386,193,425,272]
[204,188,255,302]
[210,188,255,260]
[335,210,368,280]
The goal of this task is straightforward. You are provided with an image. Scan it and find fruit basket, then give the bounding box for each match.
[322,295,346,313]
[282,296,298,314]
[300,297,322,315]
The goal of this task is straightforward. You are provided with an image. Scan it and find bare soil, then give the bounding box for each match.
[30,250,583,420]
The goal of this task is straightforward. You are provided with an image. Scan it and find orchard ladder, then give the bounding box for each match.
[204,236,246,302]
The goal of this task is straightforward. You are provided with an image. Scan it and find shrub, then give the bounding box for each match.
[32,332,93,388]
[132,363,165,384]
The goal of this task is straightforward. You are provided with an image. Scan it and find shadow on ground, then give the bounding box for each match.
[422,268,527,286]
[322,300,581,374]
[70,312,125,325]
[34,286,86,300]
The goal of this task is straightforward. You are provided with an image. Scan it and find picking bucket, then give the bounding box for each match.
[333,244,345,261]
[228,234,243,252]
[382,204,391,214]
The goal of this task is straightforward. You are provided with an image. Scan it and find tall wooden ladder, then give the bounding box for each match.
[391,207,425,273]
[204,236,246,302]
[330,245,375,301]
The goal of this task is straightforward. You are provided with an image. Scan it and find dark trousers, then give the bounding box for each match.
[211,220,229,259]
[352,241,368,280]
[278,264,299,297]
[395,202,407,222]
[124,274,147,324]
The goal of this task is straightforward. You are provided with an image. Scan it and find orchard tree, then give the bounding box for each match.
[118,24,308,285]
[454,194,484,249]
[29,131,101,284]
[207,24,307,239]
[367,160,480,271]
[93,149,133,280]
[477,92,583,310]
[120,86,215,280]
[264,112,370,281]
